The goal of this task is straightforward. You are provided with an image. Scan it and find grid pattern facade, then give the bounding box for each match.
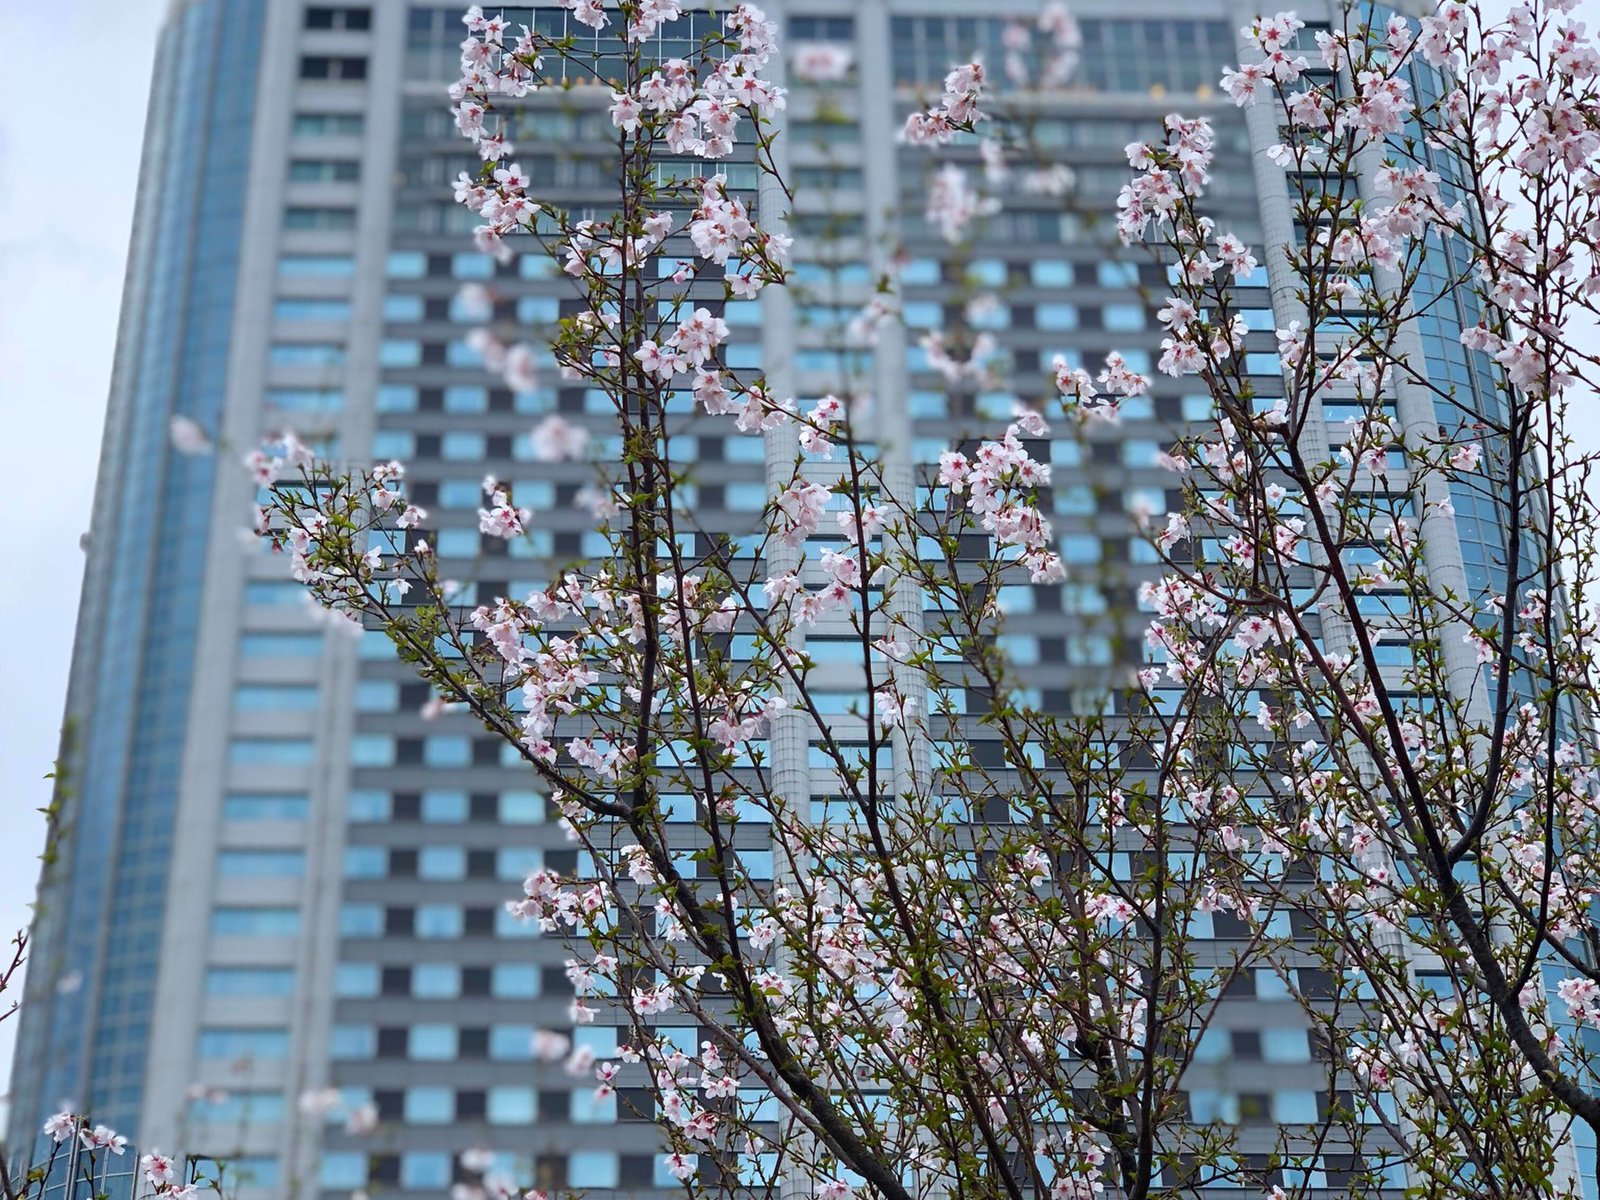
[11,0,1535,1195]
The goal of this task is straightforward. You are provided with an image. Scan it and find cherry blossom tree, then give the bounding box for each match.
[251,1,1600,1197]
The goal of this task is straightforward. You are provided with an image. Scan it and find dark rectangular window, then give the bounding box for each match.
[299,55,368,80]
[283,206,356,231]
[305,6,372,31]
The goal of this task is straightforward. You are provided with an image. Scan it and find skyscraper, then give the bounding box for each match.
[11,0,1578,1196]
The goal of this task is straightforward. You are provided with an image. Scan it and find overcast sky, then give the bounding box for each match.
[1,0,1597,1115]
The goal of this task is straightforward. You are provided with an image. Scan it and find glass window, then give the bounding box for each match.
[490,1026,532,1060]
[488,1087,536,1124]
[423,736,471,767]
[572,1088,617,1123]
[269,341,345,366]
[211,907,300,936]
[293,112,364,136]
[1102,303,1146,331]
[414,964,460,998]
[376,384,417,412]
[515,296,559,324]
[229,739,315,766]
[347,790,390,821]
[239,633,325,659]
[441,432,486,460]
[278,254,354,277]
[189,1090,287,1126]
[340,904,383,936]
[274,298,350,321]
[401,1154,452,1189]
[343,846,387,879]
[1261,1027,1310,1063]
[355,680,398,712]
[242,581,304,606]
[1033,304,1075,331]
[217,851,305,878]
[500,791,544,822]
[351,735,394,767]
[570,1152,619,1188]
[410,1025,457,1060]
[233,685,320,711]
[387,251,427,278]
[266,387,342,412]
[416,905,463,938]
[197,1028,290,1060]
[491,964,540,998]
[968,259,1006,286]
[231,1159,280,1190]
[1274,1089,1318,1122]
[452,252,495,279]
[496,847,541,880]
[205,968,296,997]
[223,793,309,821]
[560,1028,613,1069]
[419,846,465,879]
[320,1154,367,1189]
[1031,259,1074,287]
[283,206,356,231]
[405,1087,455,1124]
[1096,261,1139,288]
[382,294,424,321]
[330,1024,376,1060]
[372,431,415,459]
[379,338,422,367]
[421,790,468,822]
[335,963,379,998]
[444,385,487,412]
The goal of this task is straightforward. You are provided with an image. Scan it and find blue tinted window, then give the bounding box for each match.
[491,964,539,998]
[414,964,460,997]
[344,846,387,878]
[320,1154,367,1189]
[419,846,464,879]
[198,1028,290,1059]
[233,685,320,711]
[410,1025,457,1060]
[229,739,315,766]
[422,790,468,821]
[347,790,391,820]
[223,793,309,820]
[416,905,463,938]
[382,294,424,321]
[351,735,394,767]
[571,1152,619,1188]
[488,1087,536,1124]
[231,1159,279,1189]
[335,963,379,997]
[278,255,353,277]
[330,1024,376,1059]
[386,251,426,278]
[243,581,305,605]
[340,904,383,936]
[269,342,345,365]
[405,1087,454,1124]
[217,851,305,877]
[402,1154,451,1189]
[240,632,324,656]
[205,968,296,997]
[211,907,300,936]
[274,298,350,320]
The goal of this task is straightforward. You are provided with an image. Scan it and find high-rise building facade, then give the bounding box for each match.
[13,0,1580,1196]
